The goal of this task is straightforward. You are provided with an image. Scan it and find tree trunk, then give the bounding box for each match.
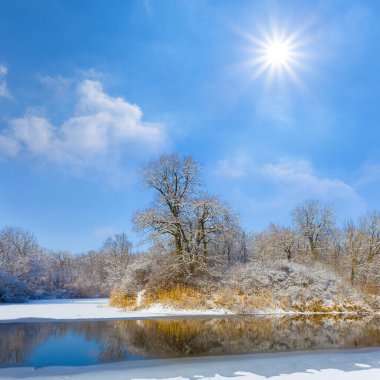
[175,231,182,258]
[310,239,318,259]
[350,257,357,285]
[201,220,207,263]
[286,249,292,262]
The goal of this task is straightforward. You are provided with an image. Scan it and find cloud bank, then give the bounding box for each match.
[0,78,167,174]
[214,155,366,223]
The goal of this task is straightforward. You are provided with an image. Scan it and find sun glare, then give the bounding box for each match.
[242,28,305,85]
[264,41,292,66]
[256,34,299,79]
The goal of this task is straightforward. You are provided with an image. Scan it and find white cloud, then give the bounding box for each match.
[0,79,167,172]
[261,158,363,206]
[0,65,11,99]
[38,74,73,93]
[213,155,366,221]
[0,135,19,156]
[214,153,250,179]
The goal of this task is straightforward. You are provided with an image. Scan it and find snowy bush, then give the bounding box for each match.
[0,269,29,302]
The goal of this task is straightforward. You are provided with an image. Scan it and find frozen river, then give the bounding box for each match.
[0,314,379,368]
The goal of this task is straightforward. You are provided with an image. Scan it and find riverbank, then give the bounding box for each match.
[0,298,232,322]
[0,348,379,379]
[110,260,379,314]
[0,298,378,323]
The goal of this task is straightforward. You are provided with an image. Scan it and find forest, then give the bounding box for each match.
[1,154,379,312]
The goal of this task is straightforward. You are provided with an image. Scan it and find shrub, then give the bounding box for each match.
[0,270,29,303]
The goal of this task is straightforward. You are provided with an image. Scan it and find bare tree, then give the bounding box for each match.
[0,227,38,259]
[360,211,380,263]
[292,199,336,260]
[239,231,249,263]
[134,154,239,277]
[102,233,132,286]
[50,251,74,289]
[341,212,379,290]
[343,221,366,285]
[210,210,244,265]
[269,224,298,262]
[187,195,234,264]
[0,226,40,280]
[135,154,200,259]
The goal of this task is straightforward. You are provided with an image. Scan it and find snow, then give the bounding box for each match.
[0,348,379,379]
[137,303,231,315]
[136,289,146,307]
[2,298,370,323]
[0,298,230,322]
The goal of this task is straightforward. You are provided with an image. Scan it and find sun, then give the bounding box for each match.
[264,40,292,67]
[241,28,305,85]
[255,34,299,78]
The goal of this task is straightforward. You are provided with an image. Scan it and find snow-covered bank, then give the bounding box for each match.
[0,298,378,323]
[0,299,230,322]
[0,348,379,379]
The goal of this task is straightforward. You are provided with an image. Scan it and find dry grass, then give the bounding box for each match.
[142,285,209,310]
[141,286,275,313]
[214,288,274,312]
[109,289,137,310]
[110,284,368,314]
[285,299,364,313]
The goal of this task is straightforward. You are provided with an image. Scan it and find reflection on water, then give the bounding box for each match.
[0,315,379,367]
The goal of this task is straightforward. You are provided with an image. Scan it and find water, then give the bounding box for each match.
[0,315,379,368]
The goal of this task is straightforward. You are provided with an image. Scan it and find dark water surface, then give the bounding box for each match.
[0,315,379,368]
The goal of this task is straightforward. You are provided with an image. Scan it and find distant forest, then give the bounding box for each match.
[1,154,379,311]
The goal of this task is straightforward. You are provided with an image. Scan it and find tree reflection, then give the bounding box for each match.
[1,315,379,367]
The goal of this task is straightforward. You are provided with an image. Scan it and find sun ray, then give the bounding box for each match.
[241,26,307,87]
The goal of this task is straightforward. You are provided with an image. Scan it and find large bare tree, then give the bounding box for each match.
[135,154,200,259]
[134,154,236,276]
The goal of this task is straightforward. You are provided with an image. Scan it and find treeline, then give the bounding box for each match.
[117,155,380,292]
[1,153,379,306]
[0,228,131,302]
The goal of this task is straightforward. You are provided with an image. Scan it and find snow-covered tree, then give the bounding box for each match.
[134,154,239,278]
[268,224,299,262]
[102,233,132,286]
[292,199,336,260]
[0,226,46,300]
[360,211,380,263]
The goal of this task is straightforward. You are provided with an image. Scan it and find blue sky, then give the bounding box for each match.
[1,0,379,252]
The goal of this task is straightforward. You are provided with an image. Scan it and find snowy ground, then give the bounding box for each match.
[0,348,379,379]
[0,298,230,322]
[1,298,378,322]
